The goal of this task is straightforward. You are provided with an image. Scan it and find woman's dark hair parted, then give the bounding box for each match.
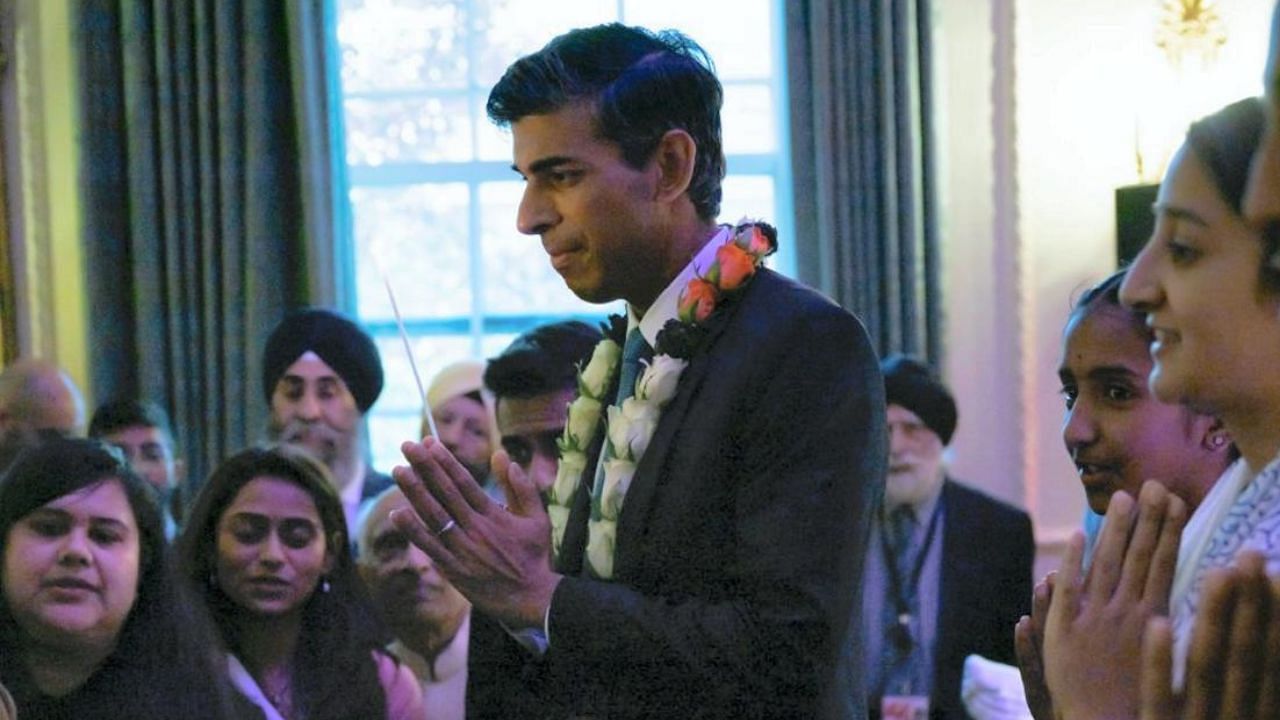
[176,444,391,720]
[1185,97,1280,292]
[486,23,726,222]
[0,437,242,719]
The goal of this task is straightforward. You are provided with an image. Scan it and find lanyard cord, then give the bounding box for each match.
[880,500,943,625]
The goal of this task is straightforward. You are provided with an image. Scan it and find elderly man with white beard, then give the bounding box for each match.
[865,355,1034,720]
[262,308,395,534]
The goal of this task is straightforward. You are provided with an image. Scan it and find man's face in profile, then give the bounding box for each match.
[510,102,663,307]
[496,387,576,493]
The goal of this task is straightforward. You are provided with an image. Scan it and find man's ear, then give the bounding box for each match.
[652,129,698,204]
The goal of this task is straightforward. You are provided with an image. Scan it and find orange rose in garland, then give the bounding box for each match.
[714,243,755,291]
[738,223,773,256]
[678,278,719,324]
[673,220,775,329]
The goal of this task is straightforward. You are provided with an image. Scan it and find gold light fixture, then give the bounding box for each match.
[1155,0,1228,68]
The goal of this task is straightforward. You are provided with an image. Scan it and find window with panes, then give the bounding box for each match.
[334,0,792,471]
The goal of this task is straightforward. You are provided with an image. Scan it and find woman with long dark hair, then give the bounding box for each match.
[0,437,245,719]
[177,445,423,720]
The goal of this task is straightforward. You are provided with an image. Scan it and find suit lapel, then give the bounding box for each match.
[611,282,750,576]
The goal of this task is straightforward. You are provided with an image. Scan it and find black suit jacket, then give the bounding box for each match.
[469,268,886,719]
[931,480,1034,719]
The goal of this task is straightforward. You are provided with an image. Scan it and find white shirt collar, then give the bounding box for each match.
[389,612,470,684]
[885,476,945,523]
[627,226,731,347]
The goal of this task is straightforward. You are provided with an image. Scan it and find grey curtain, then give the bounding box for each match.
[76,0,341,489]
[787,0,940,362]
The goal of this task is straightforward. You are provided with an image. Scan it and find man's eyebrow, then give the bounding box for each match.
[512,156,577,177]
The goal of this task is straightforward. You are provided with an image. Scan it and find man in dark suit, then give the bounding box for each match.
[865,355,1033,719]
[392,24,885,719]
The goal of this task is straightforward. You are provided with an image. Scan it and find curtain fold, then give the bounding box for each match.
[77,0,336,490]
[787,0,940,363]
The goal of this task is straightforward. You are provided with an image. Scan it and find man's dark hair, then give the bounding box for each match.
[89,399,175,445]
[484,320,603,400]
[487,23,725,221]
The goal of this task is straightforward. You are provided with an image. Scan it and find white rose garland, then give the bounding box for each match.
[551,221,775,578]
[550,340,689,575]
[549,337,620,556]
[585,355,688,578]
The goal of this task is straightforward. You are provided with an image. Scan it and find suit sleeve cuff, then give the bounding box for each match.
[495,593,555,657]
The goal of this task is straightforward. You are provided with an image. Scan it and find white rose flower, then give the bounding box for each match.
[600,457,637,519]
[619,397,660,459]
[580,339,621,398]
[548,504,571,554]
[620,396,660,424]
[636,355,688,406]
[565,396,602,448]
[606,404,633,461]
[587,518,617,579]
[553,450,587,504]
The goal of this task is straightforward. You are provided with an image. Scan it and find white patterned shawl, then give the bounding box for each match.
[1170,453,1280,687]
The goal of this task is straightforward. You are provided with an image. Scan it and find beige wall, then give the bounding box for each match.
[935,0,1272,579]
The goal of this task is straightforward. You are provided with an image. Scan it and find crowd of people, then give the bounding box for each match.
[0,309,598,719]
[2,7,1280,720]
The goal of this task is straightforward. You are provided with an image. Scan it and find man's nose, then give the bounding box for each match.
[516,184,557,236]
[296,391,322,420]
[437,419,461,448]
[887,424,908,454]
